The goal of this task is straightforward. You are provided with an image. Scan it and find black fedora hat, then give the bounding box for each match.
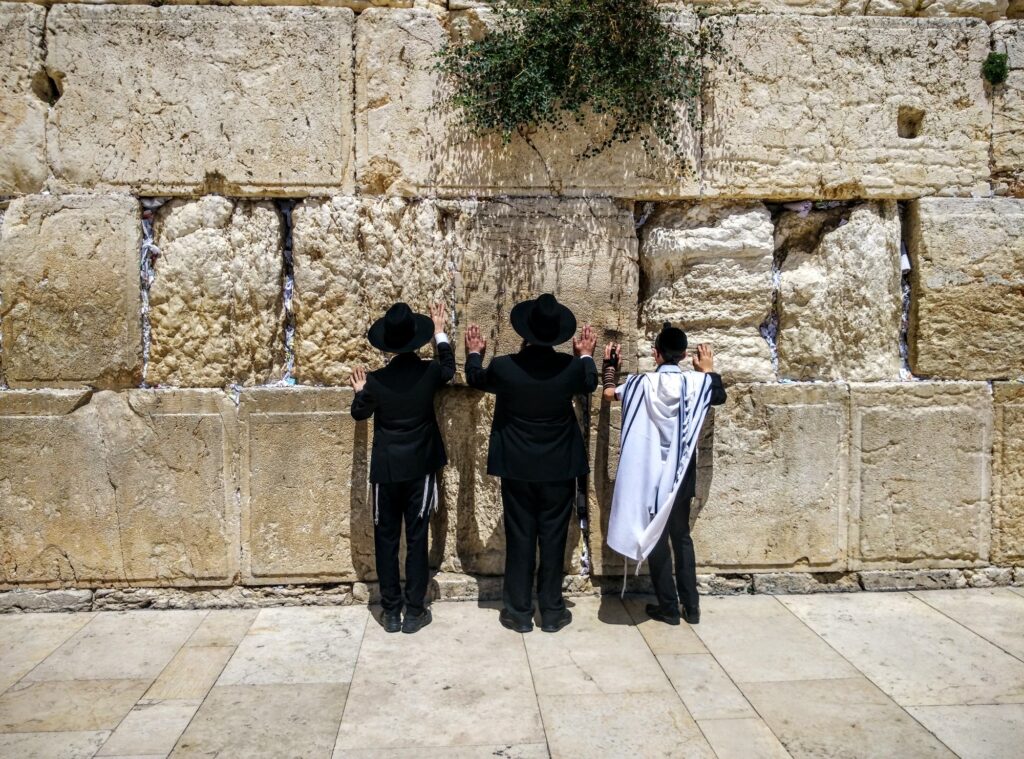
[367,302,434,353]
[509,293,577,347]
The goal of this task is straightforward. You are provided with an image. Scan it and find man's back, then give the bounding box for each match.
[466,344,597,481]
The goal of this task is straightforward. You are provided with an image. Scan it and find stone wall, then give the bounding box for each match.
[1,0,1022,601]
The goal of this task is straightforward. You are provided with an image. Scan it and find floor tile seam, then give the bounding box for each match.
[329,609,371,757]
[4,613,103,695]
[753,597,968,759]
[183,609,258,648]
[520,630,554,758]
[164,615,244,759]
[909,591,1024,666]
[628,604,733,758]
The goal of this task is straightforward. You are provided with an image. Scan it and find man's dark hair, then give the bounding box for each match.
[655,322,687,365]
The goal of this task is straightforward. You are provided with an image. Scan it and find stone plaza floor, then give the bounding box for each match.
[1,589,1023,758]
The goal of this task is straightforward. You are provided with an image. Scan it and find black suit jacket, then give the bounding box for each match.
[466,345,598,482]
[680,371,728,500]
[350,340,456,484]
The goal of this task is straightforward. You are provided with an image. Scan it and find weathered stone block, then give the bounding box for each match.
[0,194,141,388]
[589,383,849,575]
[993,23,1023,195]
[0,389,238,588]
[907,198,1024,380]
[355,7,699,198]
[702,16,991,199]
[993,383,1024,565]
[858,568,967,591]
[693,383,850,571]
[850,382,992,568]
[239,387,374,584]
[752,572,860,594]
[776,202,902,381]
[0,4,46,194]
[148,197,285,387]
[453,198,639,368]
[45,5,354,196]
[638,202,774,382]
[291,197,451,385]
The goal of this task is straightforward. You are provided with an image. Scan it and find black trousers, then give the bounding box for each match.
[648,488,699,615]
[500,478,575,625]
[374,475,432,616]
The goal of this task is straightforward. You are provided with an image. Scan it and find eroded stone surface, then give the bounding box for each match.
[45,5,354,196]
[239,387,374,584]
[993,383,1024,565]
[453,197,639,368]
[355,7,700,198]
[0,389,237,588]
[0,4,46,194]
[993,22,1023,195]
[776,202,902,381]
[702,16,992,198]
[638,202,774,382]
[691,383,850,571]
[851,382,992,568]
[0,194,141,388]
[291,197,451,385]
[149,197,285,387]
[907,198,1024,379]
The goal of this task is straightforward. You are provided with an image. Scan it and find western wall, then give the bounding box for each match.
[1,0,1022,611]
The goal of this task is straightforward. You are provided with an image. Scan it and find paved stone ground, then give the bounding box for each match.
[1,589,1023,758]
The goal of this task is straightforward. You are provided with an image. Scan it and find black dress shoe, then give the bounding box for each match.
[645,603,681,626]
[381,610,402,633]
[402,608,432,634]
[499,608,533,633]
[541,609,572,633]
[683,607,700,625]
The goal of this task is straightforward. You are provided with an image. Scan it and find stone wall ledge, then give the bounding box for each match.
[2,0,1017,22]
[3,567,1022,613]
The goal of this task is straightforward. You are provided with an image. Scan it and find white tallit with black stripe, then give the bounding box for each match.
[607,367,713,562]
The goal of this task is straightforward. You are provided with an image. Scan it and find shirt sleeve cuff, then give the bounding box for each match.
[580,354,596,363]
[434,332,449,344]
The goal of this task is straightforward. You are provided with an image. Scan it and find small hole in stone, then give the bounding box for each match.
[30,71,63,105]
[897,106,924,139]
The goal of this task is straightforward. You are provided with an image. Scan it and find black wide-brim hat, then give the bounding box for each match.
[509,293,577,347]
[367,302,434,353]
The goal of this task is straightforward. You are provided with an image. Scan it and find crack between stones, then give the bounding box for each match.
[275,199,298,386]
[897,201,916,381]
[139,198,166,388]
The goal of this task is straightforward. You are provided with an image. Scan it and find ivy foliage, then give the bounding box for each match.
[434,0,722,161]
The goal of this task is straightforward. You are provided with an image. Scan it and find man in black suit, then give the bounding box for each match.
[350,301,455,634]
[464,293,598,633]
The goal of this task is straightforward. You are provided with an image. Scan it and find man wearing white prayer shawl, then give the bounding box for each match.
[601,323,727,625]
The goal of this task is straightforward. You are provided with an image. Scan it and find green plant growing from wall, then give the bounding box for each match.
[983,51,1009,86]
[434,0,723,163]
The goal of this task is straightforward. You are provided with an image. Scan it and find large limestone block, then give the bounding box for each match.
[638,202,774,382]
[45,5,355,196]
[589,383,850,574]
[993,383,1024,565]
[907,198,1024,380]
[148,197,285,387]
[239,387,374,584]
[993,22,1024,195]
[702,16,991,199]
[355,7,699,198]
[291,197,452,385]
[0,4,46,194]
[776,202,902,381]
[454,198,639,369]
[0,388,238,588]
[0,194,142,388]
[850,382,992,568]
